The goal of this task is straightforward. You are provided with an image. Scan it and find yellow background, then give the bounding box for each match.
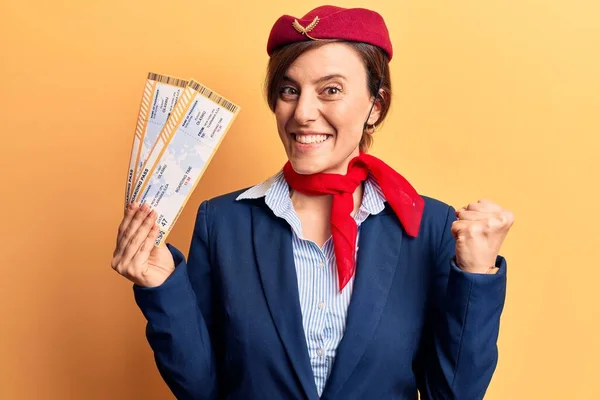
[1,0,598,398]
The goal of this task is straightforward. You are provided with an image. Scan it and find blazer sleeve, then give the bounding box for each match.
[416,205,507,400]
[133,200,217,400]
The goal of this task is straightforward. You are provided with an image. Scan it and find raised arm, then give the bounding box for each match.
[416,201,512,399]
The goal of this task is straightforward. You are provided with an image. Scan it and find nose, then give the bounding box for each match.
[293,92,319,125]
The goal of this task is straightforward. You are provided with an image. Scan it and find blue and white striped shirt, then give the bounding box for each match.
[236,170,387,395]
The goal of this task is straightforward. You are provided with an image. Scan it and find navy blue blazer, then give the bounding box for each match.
[134,189,507,400]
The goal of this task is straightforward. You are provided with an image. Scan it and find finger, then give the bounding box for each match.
[480,200,504,213]
[130,224,161,278]
[117,202,141,246]
[490,210,515,230]
[456,210,486,221]
[465,200,503,213]
[116,203,153,257]
[451,219,484,239]
[450,219,465,239]
[121,209,158,266]
[477,199,494,204]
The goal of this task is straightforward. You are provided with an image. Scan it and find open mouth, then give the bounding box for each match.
[293,134,332,144]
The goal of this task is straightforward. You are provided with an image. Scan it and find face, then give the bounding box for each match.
[274,43,381,175]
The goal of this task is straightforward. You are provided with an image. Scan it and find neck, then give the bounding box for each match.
[290,183,364,217]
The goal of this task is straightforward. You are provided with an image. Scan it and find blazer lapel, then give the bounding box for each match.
[251,204,320,400]
[321,210,405,399]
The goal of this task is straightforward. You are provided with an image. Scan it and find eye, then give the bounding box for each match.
[323,86,343,96]
[279,86,299,99]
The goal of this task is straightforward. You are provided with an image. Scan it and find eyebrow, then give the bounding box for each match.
[281,74,347,85]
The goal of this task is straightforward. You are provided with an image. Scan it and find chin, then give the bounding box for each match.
[288,158,325,175]
[288,155,348,175]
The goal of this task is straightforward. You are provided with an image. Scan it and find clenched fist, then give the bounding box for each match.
[452,199,514,274]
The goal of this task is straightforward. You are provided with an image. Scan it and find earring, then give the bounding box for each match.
[365,124,376,134]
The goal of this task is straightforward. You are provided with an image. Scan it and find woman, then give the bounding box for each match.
[112,5,514,400]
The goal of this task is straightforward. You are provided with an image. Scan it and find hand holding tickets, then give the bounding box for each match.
[112,72,240,287]
[112,202,176,287]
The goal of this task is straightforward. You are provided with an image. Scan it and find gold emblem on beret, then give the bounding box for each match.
[292,16,320,40]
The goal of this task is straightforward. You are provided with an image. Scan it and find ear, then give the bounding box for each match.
[367,89,385,126]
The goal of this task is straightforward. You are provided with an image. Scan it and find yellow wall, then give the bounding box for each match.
[2,0,598,398]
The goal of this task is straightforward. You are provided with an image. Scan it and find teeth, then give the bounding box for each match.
[295,134,329,144]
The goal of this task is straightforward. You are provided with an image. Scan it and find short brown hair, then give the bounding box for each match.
[265,40,392,152]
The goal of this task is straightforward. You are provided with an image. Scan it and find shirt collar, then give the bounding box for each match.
[236,169,386,218]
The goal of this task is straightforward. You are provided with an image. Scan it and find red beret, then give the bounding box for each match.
[267,5,393,61]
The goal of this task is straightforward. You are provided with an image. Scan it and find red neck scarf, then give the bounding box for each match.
[283,152,424,291]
